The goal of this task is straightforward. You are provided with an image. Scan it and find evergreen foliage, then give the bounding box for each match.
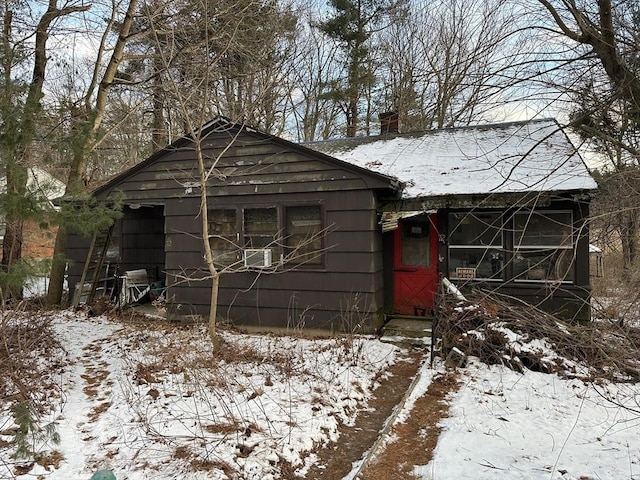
[56,192,124,238]
[12,400,60,460]
[318,0,392,136]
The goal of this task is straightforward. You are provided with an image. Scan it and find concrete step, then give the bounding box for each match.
[383,316,433,339]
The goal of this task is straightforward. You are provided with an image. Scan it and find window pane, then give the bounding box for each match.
[514,248,574,281]
[514,212,573,247]
[286,205,322,265]
[449,212,502,246]
[244,208,277,248]
[208,209,238,266]
[401,217,430,266]
[449,248,504,280]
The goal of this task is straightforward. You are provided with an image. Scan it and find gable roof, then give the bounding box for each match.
[93,117,400,197]
[306,119,597,199]
[0,166,65,201]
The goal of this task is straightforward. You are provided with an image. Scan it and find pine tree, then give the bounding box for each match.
[318,0,391,136]
[0,0,88,299]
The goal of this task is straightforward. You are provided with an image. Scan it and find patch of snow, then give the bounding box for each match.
[3,310,639,480]
[24,276,68,298]
[0,312,401,480]
[420,363,640,480]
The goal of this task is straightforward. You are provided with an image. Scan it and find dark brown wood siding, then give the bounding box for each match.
[162,190,385,331]
[67,231,93,295]
[94,131,392,204]
[66,127,393,330]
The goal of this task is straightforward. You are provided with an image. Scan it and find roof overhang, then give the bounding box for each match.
[379,189,595,212]
[380,210,437,232]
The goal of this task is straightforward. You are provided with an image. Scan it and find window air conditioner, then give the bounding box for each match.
[243,248,273,268]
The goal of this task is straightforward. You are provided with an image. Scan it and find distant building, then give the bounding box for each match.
[0,167,65,242]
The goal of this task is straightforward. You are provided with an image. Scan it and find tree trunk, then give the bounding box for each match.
[45,0,139,306]
[619,211,639,278]
[152,74,167,150]
[1,1,88,293]
[1,160,27,282]
[151,44,167,151]
[46,140,88,306]
[208,273,220,345]
[346,97,358,137]
[46,225,68,305]
[196,137,221,342]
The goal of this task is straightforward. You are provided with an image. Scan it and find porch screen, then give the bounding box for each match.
[513,211,574,282]
[208,209,238,266]
[285,205,323,265]
[448,212,504,280]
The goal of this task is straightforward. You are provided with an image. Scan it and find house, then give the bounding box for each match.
[0,166,65,244]
[66,117,597,330]
[308,118,597,321]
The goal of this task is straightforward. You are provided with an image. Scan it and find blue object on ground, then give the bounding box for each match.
[90,470,116,480]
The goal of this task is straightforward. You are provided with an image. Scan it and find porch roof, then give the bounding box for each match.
[307,119,597,199]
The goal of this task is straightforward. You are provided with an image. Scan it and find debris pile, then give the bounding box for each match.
[0,310,63,411]
[435,294,640,382]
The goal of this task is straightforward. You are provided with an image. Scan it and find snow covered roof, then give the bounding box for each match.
[0,166,65,201]
[307,119,597,199]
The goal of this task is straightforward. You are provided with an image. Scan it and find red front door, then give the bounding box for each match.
[393,214,439,316]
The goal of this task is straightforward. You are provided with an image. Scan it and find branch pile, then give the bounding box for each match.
[435,294,640,382]
[0,309,64,412]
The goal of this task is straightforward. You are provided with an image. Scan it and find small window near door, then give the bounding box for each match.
[208,209,238,266]
[401,217,431,266]
[285,205,323,265]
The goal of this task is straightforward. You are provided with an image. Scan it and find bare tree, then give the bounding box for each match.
[144,0,301,340]
[46,0,141,305]
[571,83,640,275]
[538,0,640,106]
[530,0,640,152]
[377,0,521,131]
[285,11,343,141]
[532,0,640,277]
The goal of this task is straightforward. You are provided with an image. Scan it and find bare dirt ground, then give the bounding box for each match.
[360,372,460,479]
[304,347,458,480]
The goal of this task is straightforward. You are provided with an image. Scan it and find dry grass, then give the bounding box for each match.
[360,373,460,479]
[0,308,65,412]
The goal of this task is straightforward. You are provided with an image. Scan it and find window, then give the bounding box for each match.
[401,216,431,266]
[285,205,323,265]
[244,208,278,248]
[513,211,574,282]
[448,212,504,280]
[208,209,238,266]
[208,204,324,268]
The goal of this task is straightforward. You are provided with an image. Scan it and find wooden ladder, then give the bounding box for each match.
[72,224,116,309]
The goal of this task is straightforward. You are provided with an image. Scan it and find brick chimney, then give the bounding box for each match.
[379,111,399,135]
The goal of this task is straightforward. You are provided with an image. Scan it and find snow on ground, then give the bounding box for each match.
[23,276,49,298]
[420,360,640,480]
[1,309,640,479]
[0,311,401,480]
[23,276,67,298]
